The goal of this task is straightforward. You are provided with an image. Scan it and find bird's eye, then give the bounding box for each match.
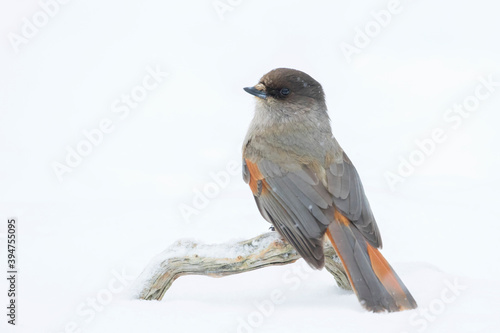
[280,88,290,96]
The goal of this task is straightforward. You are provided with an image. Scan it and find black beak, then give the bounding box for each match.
[244,86,267,99]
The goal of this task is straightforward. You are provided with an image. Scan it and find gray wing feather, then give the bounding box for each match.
[327,153,382,248]
[259,185,325,263]
[251,160,335,269]
[269,177,323,238]
[242,159,250,184]
[287,173,330,209]
[258,159,283,177]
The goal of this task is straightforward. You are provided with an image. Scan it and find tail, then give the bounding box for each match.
[326,215,417,312]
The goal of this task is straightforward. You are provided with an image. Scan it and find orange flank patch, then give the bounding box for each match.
[245,159,268,196]
[366,242,406,304]
[334,209,350,226]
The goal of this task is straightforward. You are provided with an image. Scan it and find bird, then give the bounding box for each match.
[242,68,417,312]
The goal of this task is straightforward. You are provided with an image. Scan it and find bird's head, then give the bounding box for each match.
[244,68,326,115]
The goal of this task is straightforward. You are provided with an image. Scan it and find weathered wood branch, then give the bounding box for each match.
[133,232,351,301]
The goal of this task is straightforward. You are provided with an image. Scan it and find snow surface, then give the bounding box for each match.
[1,0,500,332]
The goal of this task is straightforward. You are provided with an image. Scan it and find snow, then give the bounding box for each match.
[1,0,500,332]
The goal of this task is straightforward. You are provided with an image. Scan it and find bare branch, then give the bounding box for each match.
[133,232,351,301]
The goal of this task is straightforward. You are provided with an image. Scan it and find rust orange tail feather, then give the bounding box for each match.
[326,211,417,312]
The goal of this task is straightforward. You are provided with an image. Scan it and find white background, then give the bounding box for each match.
[1,0,499,332]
